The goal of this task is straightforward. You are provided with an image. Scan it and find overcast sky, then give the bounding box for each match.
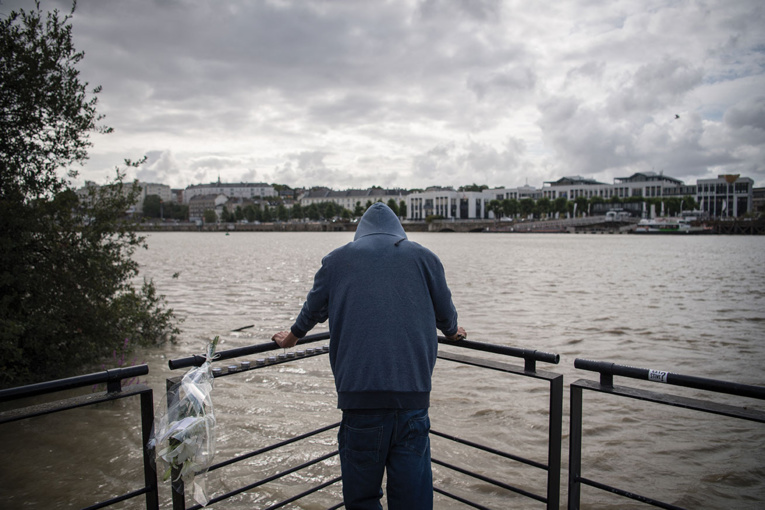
[5,0,765,190]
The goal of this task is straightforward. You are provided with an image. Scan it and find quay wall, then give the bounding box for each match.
[132,217,764,234]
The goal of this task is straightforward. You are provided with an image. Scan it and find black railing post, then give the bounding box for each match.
[166,377,186,510]
[141,390,160,510]
[547,373,563,509]
[568,384,583,510]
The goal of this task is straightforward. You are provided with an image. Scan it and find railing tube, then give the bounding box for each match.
[168,332,331,370]
[0,365,149,402]
[439,337,560,366]
[574,359,765,399]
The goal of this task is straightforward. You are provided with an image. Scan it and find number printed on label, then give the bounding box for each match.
[648,369,668,383]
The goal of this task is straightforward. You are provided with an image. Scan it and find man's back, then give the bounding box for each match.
[291,203,459,409]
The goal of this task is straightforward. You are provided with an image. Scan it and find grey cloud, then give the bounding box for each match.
[5,0,764,189]
[411,137,526,185]
[467,66,537,100]
[725,96,765,132]
[608,57,704,115]
[419,0,503,23]
[135,150,181,184]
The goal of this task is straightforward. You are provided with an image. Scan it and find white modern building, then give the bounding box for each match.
[404,172,756,221]
[696,174,754,218]
[540,173,686,201]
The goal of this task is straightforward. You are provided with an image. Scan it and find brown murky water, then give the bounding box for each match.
[2,232,764,508]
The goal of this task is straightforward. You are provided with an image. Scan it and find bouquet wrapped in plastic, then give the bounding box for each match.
[151,337,219,506]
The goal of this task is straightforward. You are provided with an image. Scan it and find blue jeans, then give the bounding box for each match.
[338,408,433,510]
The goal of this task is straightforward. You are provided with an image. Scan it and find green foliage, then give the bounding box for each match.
[488,199,504,219]
[290,202,303,220]
[276,203,289,222]
[386,199,399,216]
[143,194,162,217]
[142,195,187,220]
[0,2,180,387]
[520,198,535,217]
[458,183,489,192]
[574,196,589,216]
[220,205,234,223]
[553,197,569,215]
[203,209,217,223]
[536,197,552,217]
[502,198,520,218]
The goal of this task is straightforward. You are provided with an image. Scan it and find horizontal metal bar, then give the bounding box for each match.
[262,476,342,510]
[574,359,765,400]
[168,332,331,369]
[0,384,152,425]
[438,351,563,383]
[578,476,687,510]
[186,450,338,510]
[207,422,340,472]
[433,486,490,510]
[431,428,548,471]
[80,486,152,510]
[439,336,560,365]
[0,365,149,402]
[572,379,765,424]
[432,457,546,504]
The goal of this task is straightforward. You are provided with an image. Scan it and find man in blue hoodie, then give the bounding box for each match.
[272,202,466,510]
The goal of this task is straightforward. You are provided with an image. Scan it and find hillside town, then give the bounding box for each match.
[77,171,764,224]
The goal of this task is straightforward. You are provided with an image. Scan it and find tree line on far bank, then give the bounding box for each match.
[142,196,408,224]
[486,194,699,221]
[143,192,701,225]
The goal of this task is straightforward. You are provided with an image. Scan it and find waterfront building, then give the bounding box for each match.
[696,174,754,218]
[75,180,171,215]
[753,187,765,215]
[188,194,228,222]
[182,180,276,204]
[407,187,487,220]
[540,173,686,201]
[404,171,756,221]
[299,188,408,212]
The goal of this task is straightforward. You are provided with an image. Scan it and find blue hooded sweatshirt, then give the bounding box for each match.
[290,203,459,409]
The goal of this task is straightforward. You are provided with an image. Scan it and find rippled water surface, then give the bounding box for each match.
[2,232,764,509]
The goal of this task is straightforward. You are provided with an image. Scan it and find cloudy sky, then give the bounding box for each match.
[5,0,765,190]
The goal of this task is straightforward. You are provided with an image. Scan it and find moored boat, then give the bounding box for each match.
[633,217,713,234]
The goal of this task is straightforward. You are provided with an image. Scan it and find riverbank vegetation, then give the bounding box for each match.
[0,2,180,387]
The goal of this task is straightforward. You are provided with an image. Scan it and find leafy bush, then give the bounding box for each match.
[0,2,180,387]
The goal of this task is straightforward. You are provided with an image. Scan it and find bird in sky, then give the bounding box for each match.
[675,114,680,119]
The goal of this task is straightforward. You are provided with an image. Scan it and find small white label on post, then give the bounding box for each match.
[648,369,668,383]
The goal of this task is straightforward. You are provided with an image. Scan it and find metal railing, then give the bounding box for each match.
[166,334,563,509]
[568,359,765,510]
[435,337,563,509]
[166,332,340,510]
[0,366,159,510]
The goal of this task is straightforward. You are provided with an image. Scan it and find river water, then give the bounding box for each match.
[1,232,764,509]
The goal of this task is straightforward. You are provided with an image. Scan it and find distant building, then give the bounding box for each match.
[696,175,754,218]
[183,180,276,204]
[753,187,765,214]
[188,194,228,222]
[300,188,408,212]
[541,172,685,201]
[137,182,172,213]
[405,171,756,220]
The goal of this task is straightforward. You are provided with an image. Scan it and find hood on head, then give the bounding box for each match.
[354,202,407,241]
